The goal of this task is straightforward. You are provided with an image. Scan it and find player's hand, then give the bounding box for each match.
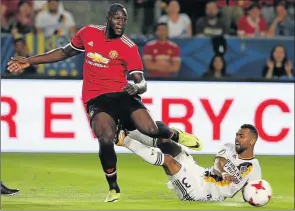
[123,83,139,96]
[222,172,235,183]
[7,57,30,73]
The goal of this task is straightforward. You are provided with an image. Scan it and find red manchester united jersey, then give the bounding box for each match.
[143,40,180,77]
[70,24,143,103]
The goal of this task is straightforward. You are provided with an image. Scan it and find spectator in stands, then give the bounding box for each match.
[237,3,267,37]
[202,54,228,79]
[260,0,294,27]
[143,23,181,78]
[35,0,76,37]
[8,36,36,75]
[7,0,35,37]
[1,0,33,23]
[216,0,246,34]
[33,0,64,14]
[1,3,9,33]
[267,2,294,37]
[263,45,294,79]
[158,0,192,38]
[260,0,276,26]
[195,0,227,37]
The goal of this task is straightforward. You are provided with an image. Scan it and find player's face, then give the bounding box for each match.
[109,9,127,36]
[156,25,168,40]
[235,128,251,154]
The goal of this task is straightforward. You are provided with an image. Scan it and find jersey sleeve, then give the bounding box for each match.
[125,45,144,74]
[70,26,87,52]
[215,143,235,160]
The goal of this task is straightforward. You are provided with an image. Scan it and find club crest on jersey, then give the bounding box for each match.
[109,50,118,59]
[240,166,248,174]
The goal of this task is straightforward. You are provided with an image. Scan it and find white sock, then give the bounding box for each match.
[123,136,164,166]
[128,130,156,147]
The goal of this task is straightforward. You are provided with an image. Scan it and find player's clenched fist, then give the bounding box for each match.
[7,57,30,73]
[123,83,139,95]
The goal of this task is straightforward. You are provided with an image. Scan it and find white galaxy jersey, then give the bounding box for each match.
[203,143,262,201]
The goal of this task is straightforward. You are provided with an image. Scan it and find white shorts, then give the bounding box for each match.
[167,149,207,201]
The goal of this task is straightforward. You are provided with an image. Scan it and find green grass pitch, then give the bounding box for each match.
[1,153,294,210]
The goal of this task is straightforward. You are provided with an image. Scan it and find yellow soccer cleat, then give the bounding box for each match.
[171,128,202,151]
[104,189,120,203]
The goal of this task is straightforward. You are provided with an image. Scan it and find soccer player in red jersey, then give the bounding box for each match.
[7,3,201,202]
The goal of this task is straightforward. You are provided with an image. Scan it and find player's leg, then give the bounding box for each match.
[156,121,202,151]
[120,121,202,153]
[1,181,19,196]
[119,136,203,201]
[126,100,201,150]
[91,112,120,202]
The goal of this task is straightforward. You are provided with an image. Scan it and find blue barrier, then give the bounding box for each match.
[1,33,294,78]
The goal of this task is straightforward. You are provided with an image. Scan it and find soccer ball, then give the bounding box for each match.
[242,179,272,207]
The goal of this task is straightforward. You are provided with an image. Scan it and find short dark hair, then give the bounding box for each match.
[241,124,258,140]
[154,22,168,32]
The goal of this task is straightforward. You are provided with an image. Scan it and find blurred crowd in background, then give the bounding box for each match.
[1,0,294,80]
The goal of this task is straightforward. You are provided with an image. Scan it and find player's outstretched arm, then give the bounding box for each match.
[123,72,147,95]
[7,43,82,73]
[213,157,235,182]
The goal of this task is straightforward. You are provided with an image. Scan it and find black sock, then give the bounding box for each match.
[156,140,182,158]
[155,121,179,142]
[98,141,120,193]
[170,130,179,143]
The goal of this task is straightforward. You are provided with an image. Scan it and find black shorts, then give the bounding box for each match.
[86,92,146,131]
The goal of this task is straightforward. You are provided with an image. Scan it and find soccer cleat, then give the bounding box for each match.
[1,182,19,196]
[104,189,120,202]
[172,128,202,151]
[115,130,126,146]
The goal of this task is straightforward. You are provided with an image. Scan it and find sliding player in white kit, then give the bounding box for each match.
[116,122,262,201]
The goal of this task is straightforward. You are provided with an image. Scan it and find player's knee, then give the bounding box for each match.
[144,125,159,136]
[156,138,170,146]
[99,137,114,147]
[92,123,115,141]
[93,128,115,144]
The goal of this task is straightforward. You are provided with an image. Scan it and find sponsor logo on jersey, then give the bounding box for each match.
[87,52,110,64]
